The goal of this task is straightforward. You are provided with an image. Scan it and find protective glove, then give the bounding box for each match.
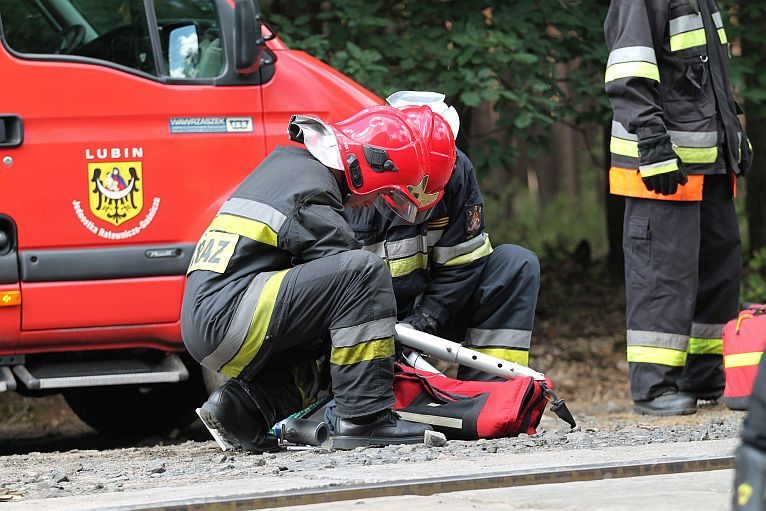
[400,310,438,335]
[637,126,688,195]
[740,134,754,177]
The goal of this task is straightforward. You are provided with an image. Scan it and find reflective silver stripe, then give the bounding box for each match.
[219,198,287,233]
[627,329,689,351]
[397,411,463,430]
[331,317,396,348]
[606,46,657,67]
[465,328,532,350]
[387,236,428,259]
[669,13,703,35]
[668,130,717,148]
[426,229,444,248]
[612,121,637,141]
[200,271,279,371]
[432,233,489,265]
[690,322,726,339]
[639,158,677,173]
[712,11,723,29]
[362,240,386,258]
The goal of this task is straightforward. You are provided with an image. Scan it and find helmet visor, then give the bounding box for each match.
[374,190,418,223]
[411,207,437,224]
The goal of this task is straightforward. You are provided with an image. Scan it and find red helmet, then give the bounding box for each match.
[288,105,456,222]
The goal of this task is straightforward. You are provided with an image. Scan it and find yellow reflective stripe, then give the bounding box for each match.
[725,352,763,369]
[640,161,679,177]
[688,337,723,355]
[670,29,706,51]
[471,347,529,367]
[330,337,395,366]
[220,269,289,377]
[627,346,687,366]
[209,213,278,247]
[718,27,728,44]
[388,253,428,277]
[675,146,718,164]
[605,61,660,83]
[444,237,493,267]
[611,137,639,158]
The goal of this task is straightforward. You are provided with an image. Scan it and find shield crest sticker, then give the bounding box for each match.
[88,162,143,226]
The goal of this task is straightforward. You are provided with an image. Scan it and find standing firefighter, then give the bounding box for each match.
[604,0,752,414]
[181,105,456,451]
[345,92,540,380]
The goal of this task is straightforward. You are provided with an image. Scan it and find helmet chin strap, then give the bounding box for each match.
[332,168,352,202]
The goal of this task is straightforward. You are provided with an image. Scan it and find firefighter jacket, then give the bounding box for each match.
[182,145,363,375]
[604,0,744,201]
[344,149,493,330]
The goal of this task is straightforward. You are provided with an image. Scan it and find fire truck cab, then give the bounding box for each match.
[0,0,378,435]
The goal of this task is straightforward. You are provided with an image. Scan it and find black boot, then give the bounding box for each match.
[332,409,432,450]
[633,391,697,416]
[734,444,766,511]
[197,379,279,453]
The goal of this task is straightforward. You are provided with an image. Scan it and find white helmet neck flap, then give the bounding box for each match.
[386,90,460,140]
[287,114,344,170]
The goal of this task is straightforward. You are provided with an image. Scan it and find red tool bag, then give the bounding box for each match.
[392,363,552,439]
[723,304,766,410]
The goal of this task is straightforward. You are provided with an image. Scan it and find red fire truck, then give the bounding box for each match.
[0,0,378,435]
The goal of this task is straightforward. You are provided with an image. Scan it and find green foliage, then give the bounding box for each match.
[720,2,766,116]
[483,170,607,257]
[266,0,611,173]
[742,248,766,304]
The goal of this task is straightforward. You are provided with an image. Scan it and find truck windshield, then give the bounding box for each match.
[0,0,224,79]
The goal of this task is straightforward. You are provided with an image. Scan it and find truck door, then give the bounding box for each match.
[0,0,267,335]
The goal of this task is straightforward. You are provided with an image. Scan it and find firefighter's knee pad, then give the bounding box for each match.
[341,249,389,279]
[492,244,540,285]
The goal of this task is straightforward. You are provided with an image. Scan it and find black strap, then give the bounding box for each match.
[697,0,741,172]
[689,0,700,13]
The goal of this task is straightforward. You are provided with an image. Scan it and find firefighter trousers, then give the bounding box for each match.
[184,250,398,419]
[428,244,540,381]
[623,175,741,401]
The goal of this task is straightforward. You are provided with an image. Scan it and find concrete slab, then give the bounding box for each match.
[2,439,739,511]
[266,470,734,511]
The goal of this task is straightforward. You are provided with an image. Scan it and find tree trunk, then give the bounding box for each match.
[740,3,766,254]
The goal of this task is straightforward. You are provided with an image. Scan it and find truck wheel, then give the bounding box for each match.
[63,367,208,436]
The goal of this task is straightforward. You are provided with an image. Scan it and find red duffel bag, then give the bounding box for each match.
[723,304,766,410]
[392,362,553,440]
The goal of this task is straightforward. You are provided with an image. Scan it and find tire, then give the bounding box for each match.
[63,365,208,436]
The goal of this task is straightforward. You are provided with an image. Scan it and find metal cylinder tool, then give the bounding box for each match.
[272,418,329,446]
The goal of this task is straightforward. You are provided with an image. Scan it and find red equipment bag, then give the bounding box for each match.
[392,363,550,439]
[723,304,766,410]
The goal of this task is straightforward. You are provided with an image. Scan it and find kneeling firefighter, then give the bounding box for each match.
[181,104,456,451]
[344,91,540,381]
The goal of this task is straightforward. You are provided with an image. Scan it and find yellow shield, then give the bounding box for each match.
[88,162,144,226]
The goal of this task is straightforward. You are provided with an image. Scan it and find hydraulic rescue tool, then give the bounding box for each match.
[395,324,576,428]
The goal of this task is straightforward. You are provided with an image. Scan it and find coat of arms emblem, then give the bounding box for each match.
[88,162,143,226]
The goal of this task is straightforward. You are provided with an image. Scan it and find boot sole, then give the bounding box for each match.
[196,406,280,454]
[632,404,697,416]
[332,434,426,450]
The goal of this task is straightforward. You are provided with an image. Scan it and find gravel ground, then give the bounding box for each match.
[0,405,745,502]
[0,259,751,503]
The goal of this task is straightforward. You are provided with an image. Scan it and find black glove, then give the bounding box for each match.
[637,126,688,195]
[400,310,438,335]
[740,134,754,177]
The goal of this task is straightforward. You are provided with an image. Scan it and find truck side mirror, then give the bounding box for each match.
[234,0,263,74]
